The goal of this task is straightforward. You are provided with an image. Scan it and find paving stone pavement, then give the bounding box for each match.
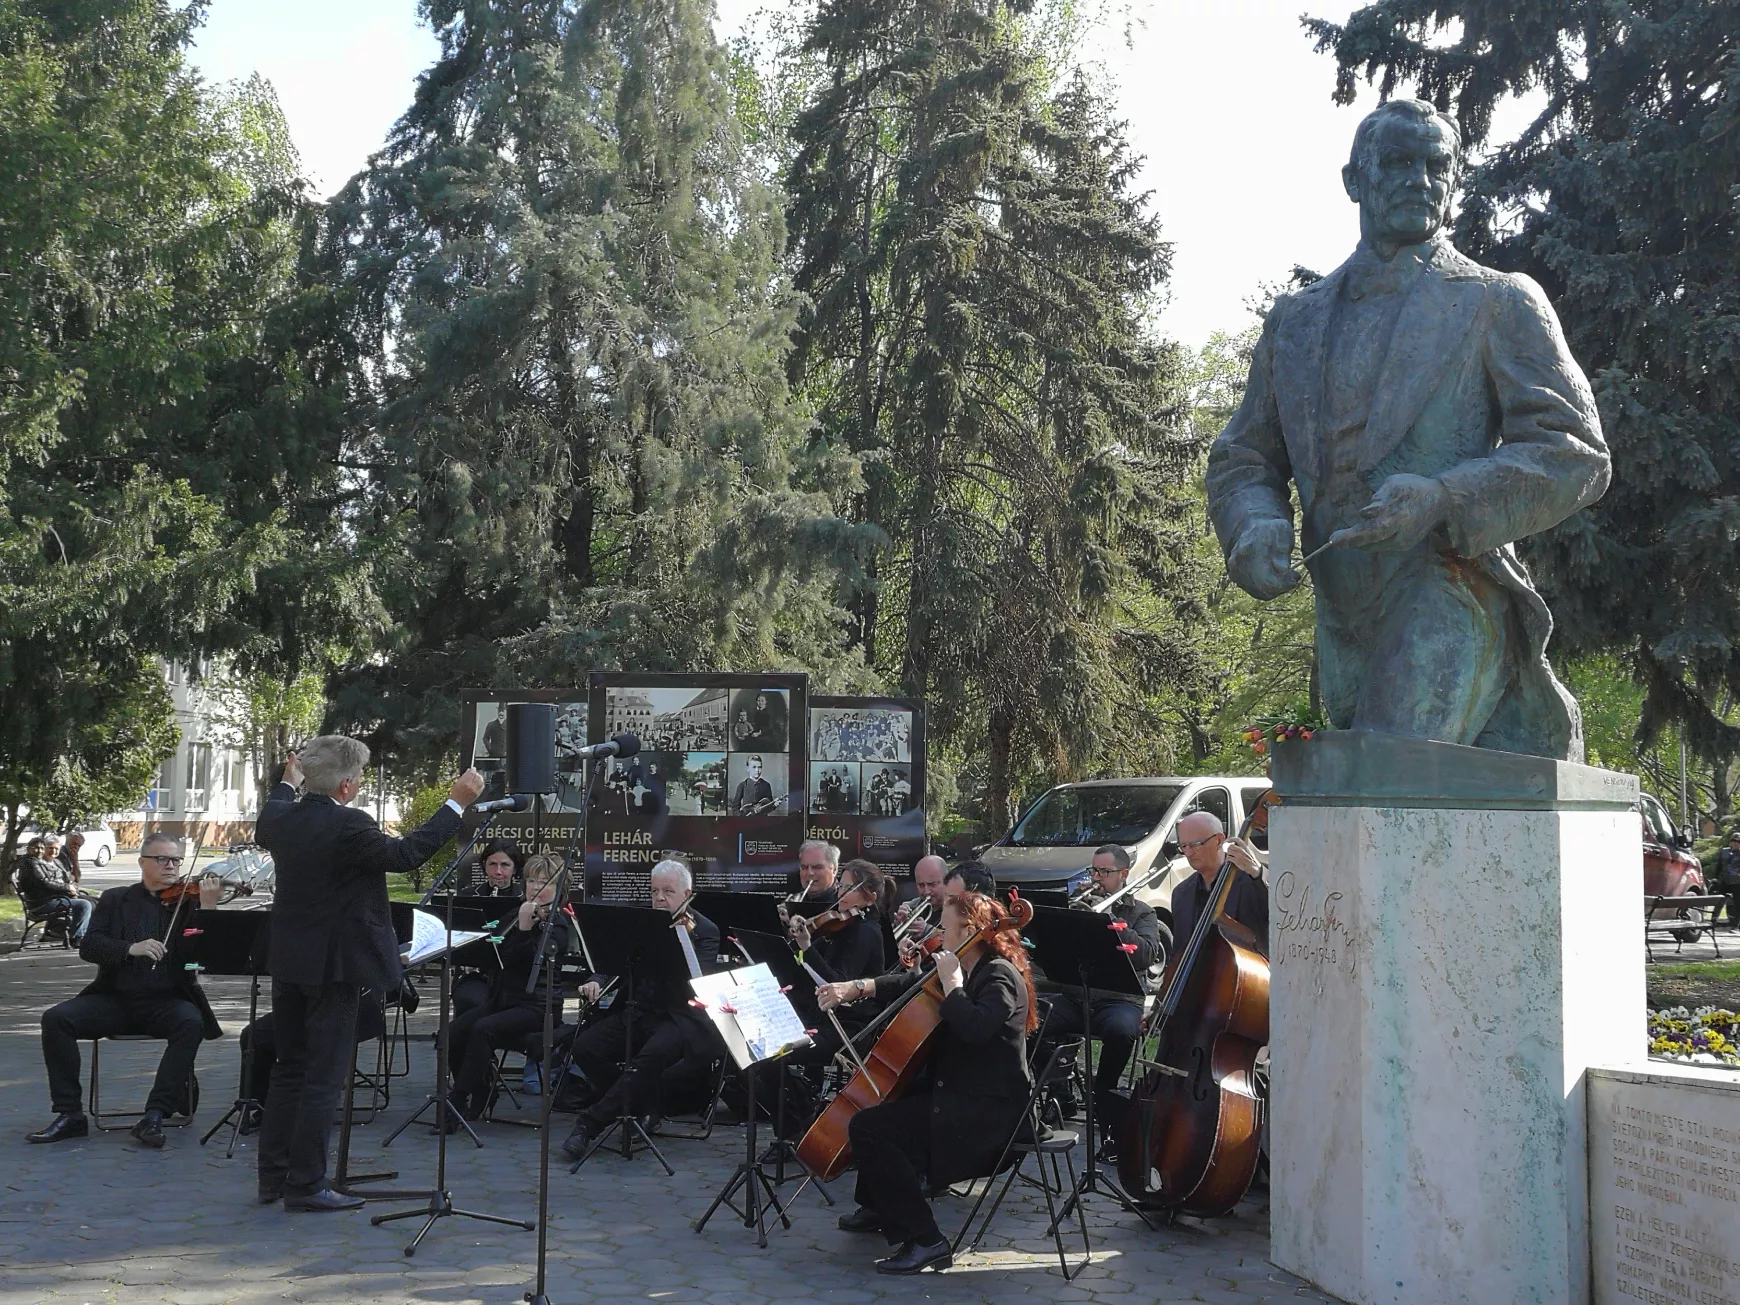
[0,944,1338,1305]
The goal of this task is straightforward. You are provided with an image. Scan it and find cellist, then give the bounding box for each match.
[1169,812,1268,948]
[814,891,1036,1275]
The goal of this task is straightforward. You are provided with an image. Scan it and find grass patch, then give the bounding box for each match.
[1649,959,1740,1011]
[387,873,426,904]
[0,894,20,924]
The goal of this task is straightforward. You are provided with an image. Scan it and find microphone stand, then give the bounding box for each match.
[525,761,604,1305]
[372,806,536,1255]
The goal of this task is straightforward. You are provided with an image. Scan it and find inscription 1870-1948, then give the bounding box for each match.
[1272,870,1353,975]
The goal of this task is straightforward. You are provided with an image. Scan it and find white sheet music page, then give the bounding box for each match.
[689,963,811,1069]
[404,908,491,968]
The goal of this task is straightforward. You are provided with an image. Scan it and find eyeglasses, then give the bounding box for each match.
[143,855,184,869]
[1090,865,1123,877]
[1179,834,1222,852]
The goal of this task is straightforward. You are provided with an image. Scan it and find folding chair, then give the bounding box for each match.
[89,1034,197,1132]
[952,1038,1092,1280]
[648,1055,729,1141]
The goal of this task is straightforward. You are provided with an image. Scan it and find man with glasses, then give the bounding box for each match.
[1034,845,1165,1126]
[27,832,221,1147]
[1168,811,1268,953]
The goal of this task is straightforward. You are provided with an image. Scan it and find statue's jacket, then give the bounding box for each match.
[1206,238,1610,760]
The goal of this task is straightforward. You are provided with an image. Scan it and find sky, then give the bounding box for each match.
[186,0,1536,349]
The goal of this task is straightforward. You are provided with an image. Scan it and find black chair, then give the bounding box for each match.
[951,1038,1092,1280]
[648,1054,728,1141]
[88,1034,197,1132]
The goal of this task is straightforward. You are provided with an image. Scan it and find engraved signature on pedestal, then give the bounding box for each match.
[1273,870,1354,976]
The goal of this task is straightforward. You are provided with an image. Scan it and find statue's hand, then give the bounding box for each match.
[1341,474,1449,553]
[1226,520,1300,600]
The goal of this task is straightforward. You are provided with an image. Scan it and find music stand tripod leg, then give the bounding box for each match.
[568,966,676,1178]
[201,965,263,1156]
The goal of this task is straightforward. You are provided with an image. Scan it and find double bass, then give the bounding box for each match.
[795,892,1034,1182]
[1116,793,1273,1215]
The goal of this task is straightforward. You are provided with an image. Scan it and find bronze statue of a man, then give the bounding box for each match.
[1206,100,1610,761]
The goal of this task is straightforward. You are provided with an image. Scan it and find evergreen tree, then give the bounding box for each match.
[788,1,1203,829]
[323,0,873,773]
[0,1,305,863]
[1308,1,1740,768]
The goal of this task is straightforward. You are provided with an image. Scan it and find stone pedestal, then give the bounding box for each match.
[1267,732,1643,1305]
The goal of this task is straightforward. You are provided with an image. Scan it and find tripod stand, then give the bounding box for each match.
[372,813,534,1255]
[566,928,675,1177]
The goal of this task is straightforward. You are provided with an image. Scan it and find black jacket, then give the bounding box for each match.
[1718,846,1740,887]
[803,914,885,984]
[1105,894,1165,1001]
[257,782,463,993]
[79,884,222,1040]
[1170,864,1269,957]
[870,954,1033,1185]
[18,856,77,911]
[628,910,723,1022]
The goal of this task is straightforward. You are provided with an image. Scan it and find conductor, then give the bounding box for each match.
[255,736,484,1211]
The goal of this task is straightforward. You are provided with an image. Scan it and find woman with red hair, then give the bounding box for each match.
[816,891,1036,1274]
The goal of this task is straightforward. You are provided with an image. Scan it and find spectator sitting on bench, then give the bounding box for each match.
[27,832,223,1148]
[17,834,94,942]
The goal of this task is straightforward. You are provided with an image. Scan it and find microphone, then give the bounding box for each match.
[574,733,641,761]
[473,794,533,814]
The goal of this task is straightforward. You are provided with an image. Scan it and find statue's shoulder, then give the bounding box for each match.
[1433,243,1549,304]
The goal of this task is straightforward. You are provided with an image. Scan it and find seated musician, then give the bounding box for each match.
[1036,844,1165,1122]
[787,859,888,987]
[443,854,567,1128]
[815,890,1037,1275]
[459,839,525,900]
[27,832,222,1148]
[235,988,405,1135]
[1170,811,1267,949]
[559,859,722,1159]
[454,839,526,1018]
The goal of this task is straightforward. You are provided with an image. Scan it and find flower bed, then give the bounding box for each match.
[1649,1007,1740,1067]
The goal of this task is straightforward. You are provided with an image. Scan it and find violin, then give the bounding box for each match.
[1116,790,1274,1215]
[798,902,865,936]
[797,890,1034,1182]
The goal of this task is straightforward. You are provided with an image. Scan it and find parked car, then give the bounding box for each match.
[979,776,1273,923]
[11,819,117,866]
[1640,792,1709,942]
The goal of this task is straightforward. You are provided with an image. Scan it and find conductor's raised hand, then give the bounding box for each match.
[449,768,486,807]
[282,751,304,789]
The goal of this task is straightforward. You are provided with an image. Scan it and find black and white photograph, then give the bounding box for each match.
[727,687,790,753]
[599,751,672,817]
[810,705,911,762]
[809,761,858,814]
[474,701,509,760]
[860,763,916,816]
[726,751,788,816]
[604,685,729,752]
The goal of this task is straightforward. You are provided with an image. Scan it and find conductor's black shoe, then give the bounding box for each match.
[837,1206,884,1234]
[130,1110,166,1149]
[26,1112,88,1144]
[875,1239,953,1274]
[283,1188,365,1212]
[559,1120,594,1162]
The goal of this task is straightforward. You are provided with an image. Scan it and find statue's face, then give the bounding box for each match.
[1344,116,1457,248]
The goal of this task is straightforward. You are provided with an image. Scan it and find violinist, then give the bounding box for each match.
[1036,844,1165,1122]
[1169,812,1268,950]
[788,859,887,986]
[815,891,1037,1275]
[443,854,569,1129]
[453,839,526,1019]
[28,832,222,1148]
[560,859,724,1160]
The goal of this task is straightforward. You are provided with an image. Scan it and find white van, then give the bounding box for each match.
[978,776,1272,924]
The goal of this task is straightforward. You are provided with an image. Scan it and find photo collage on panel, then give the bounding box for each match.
[808,706,916,815]
[598,684,793,818]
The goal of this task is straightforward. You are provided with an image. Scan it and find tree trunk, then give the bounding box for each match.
[987,704,1014,837]
[0,800,18,891]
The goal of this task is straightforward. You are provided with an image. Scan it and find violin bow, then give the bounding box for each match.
[795,952,879,1094]
[155,844,209,963]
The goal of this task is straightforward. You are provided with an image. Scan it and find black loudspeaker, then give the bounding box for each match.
[505,703,557,795]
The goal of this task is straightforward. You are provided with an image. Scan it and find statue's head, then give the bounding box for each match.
[1342,99,1461,250]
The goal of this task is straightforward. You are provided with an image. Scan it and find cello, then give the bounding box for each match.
[796,891,1034,1182]
[1116,794,1273,1215]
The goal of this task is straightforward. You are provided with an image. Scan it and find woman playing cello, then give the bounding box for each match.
[814,890,1036,1275]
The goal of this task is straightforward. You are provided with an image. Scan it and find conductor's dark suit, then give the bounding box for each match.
[255,781,462,1197]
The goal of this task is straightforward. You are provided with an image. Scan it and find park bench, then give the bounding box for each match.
[1645,893,1729,962]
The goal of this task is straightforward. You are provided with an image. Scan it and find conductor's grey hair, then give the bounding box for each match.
[300,734,370,796]
[651,858,692,892]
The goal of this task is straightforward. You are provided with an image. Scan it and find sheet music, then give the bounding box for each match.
[404,908,490,969]
[689,963,811,1070]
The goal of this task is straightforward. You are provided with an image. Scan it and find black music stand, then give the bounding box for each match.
[692,891,788,937]
[371,815,536,1256]
[566,903,692,1176]
[727,927,836,1198]
[1021,906,1154,1229]
[333,902,423,1197]
[189,909,269,1157]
